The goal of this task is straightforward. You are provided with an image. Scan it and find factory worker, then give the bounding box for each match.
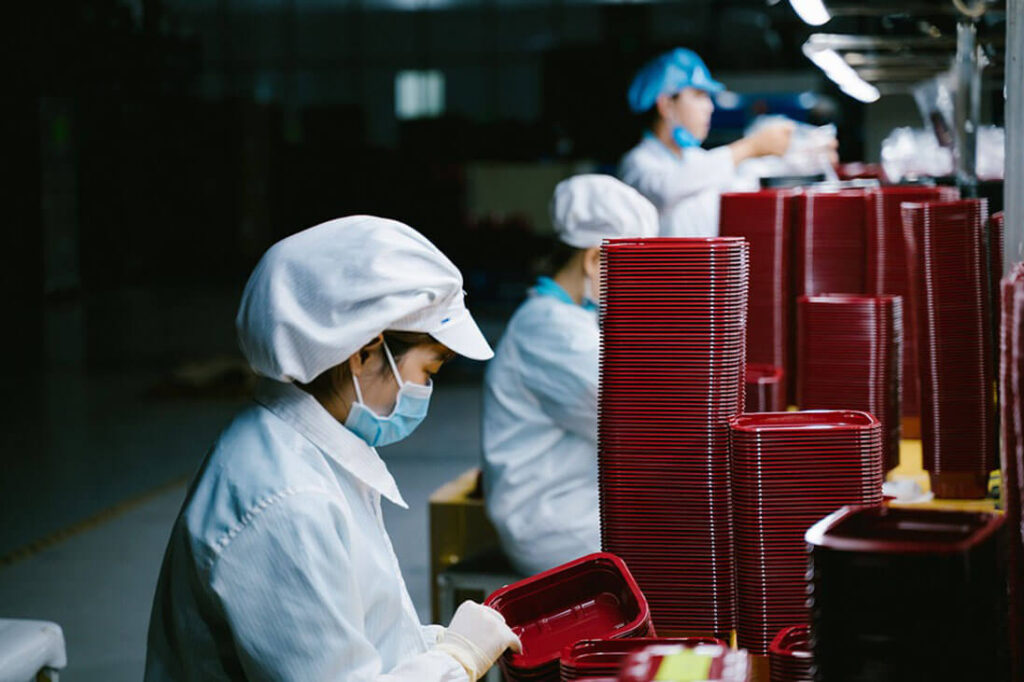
[619,47,794,238]
[482,175,658,576]
[145,216,520,682]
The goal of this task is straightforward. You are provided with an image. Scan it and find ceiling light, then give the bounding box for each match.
[789,0,831,26]
[802,43,881,103]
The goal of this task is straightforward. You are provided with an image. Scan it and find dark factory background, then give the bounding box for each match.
[7,0,861,352]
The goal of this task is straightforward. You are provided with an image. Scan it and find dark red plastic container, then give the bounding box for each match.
[768,626,813,682]
[805,505,1009,681]
[485,553,653,681]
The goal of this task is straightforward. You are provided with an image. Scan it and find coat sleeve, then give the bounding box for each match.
[208,491,469,682]
[515,310,600,442]
[620,144,736,212]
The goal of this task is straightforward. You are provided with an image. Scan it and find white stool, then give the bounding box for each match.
[0,620,67,682]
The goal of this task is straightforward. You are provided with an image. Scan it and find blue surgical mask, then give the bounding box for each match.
[344,339,433,447]
[671,124,701,149]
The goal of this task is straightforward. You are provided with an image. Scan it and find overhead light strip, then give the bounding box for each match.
[802,41,881,103]
[788,0,831,26]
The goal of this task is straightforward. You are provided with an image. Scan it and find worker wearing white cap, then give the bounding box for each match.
[619,48,794,238]
[482,175,658,576]
[145,216,520,681]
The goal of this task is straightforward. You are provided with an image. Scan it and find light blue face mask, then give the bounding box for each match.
[344,339,433,447]
[671,124,701,149]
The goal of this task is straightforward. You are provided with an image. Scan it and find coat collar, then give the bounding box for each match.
[254,379,409,508]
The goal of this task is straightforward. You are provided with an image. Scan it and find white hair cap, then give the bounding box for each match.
[236,215,493,383]
[550,174,659,248]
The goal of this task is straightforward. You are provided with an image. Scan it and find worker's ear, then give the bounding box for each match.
[349,334,384,378]
[581,247,601,281]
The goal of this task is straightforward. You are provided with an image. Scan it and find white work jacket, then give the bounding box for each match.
[482,282,602,576]
[145,380,467,682]
[618,134,746,238]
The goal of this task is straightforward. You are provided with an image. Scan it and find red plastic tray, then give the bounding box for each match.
[484,553,652,672]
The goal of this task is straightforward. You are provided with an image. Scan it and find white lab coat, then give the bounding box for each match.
[145,380,467,682]
[482,288,602,576]
[618,135,750,238]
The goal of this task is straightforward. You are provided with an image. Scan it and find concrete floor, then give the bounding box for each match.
[0,287,501,681]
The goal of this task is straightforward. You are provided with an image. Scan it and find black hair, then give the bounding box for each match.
[382,331,441,360]
[534,238,582,277]
[302,330,444,391]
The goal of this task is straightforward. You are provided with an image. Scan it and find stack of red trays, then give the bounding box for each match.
[484,553,653,682]
[559,638,725,681]
[865,186,959,425]
[836,162,888,182]
[794,188,873,298]
[720,190,797,397]
[1000,261,1024,682]
[746,364,785,413]
[901,199,997,499]
[599,237,749,638]
[990,211,1005,326]
[797,294,902,471]
[769,626,813,682]
[729,410,884,655]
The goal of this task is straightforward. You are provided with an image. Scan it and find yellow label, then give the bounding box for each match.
[654,651,713,681]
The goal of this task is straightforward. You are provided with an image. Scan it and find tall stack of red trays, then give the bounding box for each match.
[745,364,785,413]
[484,553,653,682]
[768,626,814,682]
[794,188,873,298]
[559,637,725,681]
[598,237,749,638]
[901,199,997,498]
[793,188,873,405]
[796,294,902,471]
[865,186,959,431]
[1001,259,1024,682]
[720,190,797,398]
[729,411,884,655]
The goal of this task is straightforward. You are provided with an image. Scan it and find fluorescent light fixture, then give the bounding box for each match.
[715,91,742,110]
[802,42,881,103]
[789,0,831,26]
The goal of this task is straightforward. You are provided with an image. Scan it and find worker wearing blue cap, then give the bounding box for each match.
[619,48,794,238]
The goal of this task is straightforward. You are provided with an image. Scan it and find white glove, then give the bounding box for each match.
[436,601,522,681]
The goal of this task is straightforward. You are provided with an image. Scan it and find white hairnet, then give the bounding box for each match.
[550,174,660,248]
[237,215,493,384]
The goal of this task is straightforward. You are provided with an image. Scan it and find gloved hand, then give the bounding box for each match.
[749,121,795,158]
[436,601,522,681]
